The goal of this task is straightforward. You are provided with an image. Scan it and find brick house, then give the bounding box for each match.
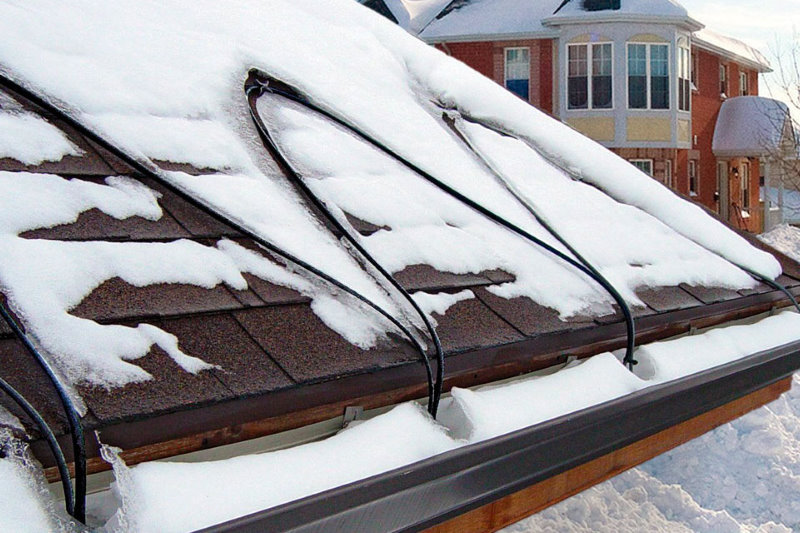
[365,0,791,233]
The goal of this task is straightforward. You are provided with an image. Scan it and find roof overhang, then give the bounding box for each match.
[422,30,560,44]
[693,37,772,73]
[200,338,800,533]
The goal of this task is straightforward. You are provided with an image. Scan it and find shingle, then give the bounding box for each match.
[344,212,387,236]
[157,313,294,396]
[394,264,493,292]
[0,318,11,338]
[233,304,418,383]
[474,287,594,337]
[71,278,244,322]
[21,206,190,242]
[778,275,800,289]
[738,282,774,297]
[679,284,743,305]
[243,274,309,306]
[0,338,68,435]
[637,286,704,312]
[79,342,233,422]
[593,302,656,325]
[481,269,516,284]
[150,179,242,238]
[432,295,525,353]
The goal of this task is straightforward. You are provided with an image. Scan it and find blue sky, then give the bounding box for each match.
[687,0,799,110]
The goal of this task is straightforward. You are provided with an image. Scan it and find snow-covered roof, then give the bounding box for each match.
[384,0,452,32]
[694,27,772,73]
[1,1,799,530]
[544,0,699,27]
[713,96,793,157]
[421,0,561,42]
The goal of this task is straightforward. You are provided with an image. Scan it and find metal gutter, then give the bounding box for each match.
[200,339,800,533]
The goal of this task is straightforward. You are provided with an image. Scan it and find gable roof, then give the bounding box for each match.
[713,96,793,157]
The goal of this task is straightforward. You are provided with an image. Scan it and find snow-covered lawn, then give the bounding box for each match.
[506,225,800,533]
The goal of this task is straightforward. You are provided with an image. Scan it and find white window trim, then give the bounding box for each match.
[739,71,748,96]
[720,63,728,97]
[504,47,530,101]
[677,44,691,112]
[741,162,751,209]
[566,42,614,111]
[626,42,671,110]
[630,158,654,176]
[689,160,698,196]
[665,159,673,188]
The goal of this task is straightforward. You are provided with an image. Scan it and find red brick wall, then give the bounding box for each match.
[439,39,555,114]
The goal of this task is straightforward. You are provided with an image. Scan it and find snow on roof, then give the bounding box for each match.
[713,96,792,157]
[0,0,782,391]
[694,27,772,72]
[383,0,452,32]
[547,0,691,21]
[421,0,560,41]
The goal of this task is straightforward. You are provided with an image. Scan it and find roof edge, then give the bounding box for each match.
[421,30,560,44]
[693,37,772,73]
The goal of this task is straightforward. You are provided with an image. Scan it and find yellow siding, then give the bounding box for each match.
[677,119,691,143]
[567,117,615,141]
[627,117,671,142]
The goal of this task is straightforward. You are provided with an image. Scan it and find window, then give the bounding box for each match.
[628,43,669,109]
[691,53,699,90]
[689,160,698,195]
[741,162,750,209]
[630,159,653,176]
[678,43,691,111]
[716,161,727,210]
[505,48,530,101]
[567,43,613,110]
[739,71,749,96]
[719,64,728,96]
[665,159,673,188]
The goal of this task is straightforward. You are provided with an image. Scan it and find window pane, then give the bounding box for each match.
[629,76,647,108]
[628,44,646,75]
[592,43,612,108]
[568,45,588,109]
[568,77,588,109]
[631,160,653,175]
[505,48,530,100]
[650,45,669,109]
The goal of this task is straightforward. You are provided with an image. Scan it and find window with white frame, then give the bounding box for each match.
[567,43,613,109]
[691,53,699,90]
[628,43,669,109]
[505,48,530,101]
[630,159,653,176]
[741,162,750,209]
[739,71,749,96]
[689,160,698,195]
[720,63,728,96]
[665,159,673,188]
[678,40,691,111]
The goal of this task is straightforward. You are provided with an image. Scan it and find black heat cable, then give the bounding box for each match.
[453,111,800,317]
[0,73,438,415]
[442,112,638,369]
[0,303,83,522]
[0,373,75,519]
[245,70,640,368]
[245,76,446,415]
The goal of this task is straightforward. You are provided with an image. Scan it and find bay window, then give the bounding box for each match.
[678,42,691,111]
[568,42,613,110]
[628,43,670,109]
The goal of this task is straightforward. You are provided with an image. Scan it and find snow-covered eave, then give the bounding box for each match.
[692,37,772,73]
[421,30,560,44]
[195,336,800,533]
[542,13,704,32]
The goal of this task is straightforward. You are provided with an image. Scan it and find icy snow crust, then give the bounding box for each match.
[106,312,800,532]
[0,1,781,383]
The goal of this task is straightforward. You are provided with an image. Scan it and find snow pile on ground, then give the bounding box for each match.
[760,224,800,263]
[506,374,800,533]
[102,312,800,531]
